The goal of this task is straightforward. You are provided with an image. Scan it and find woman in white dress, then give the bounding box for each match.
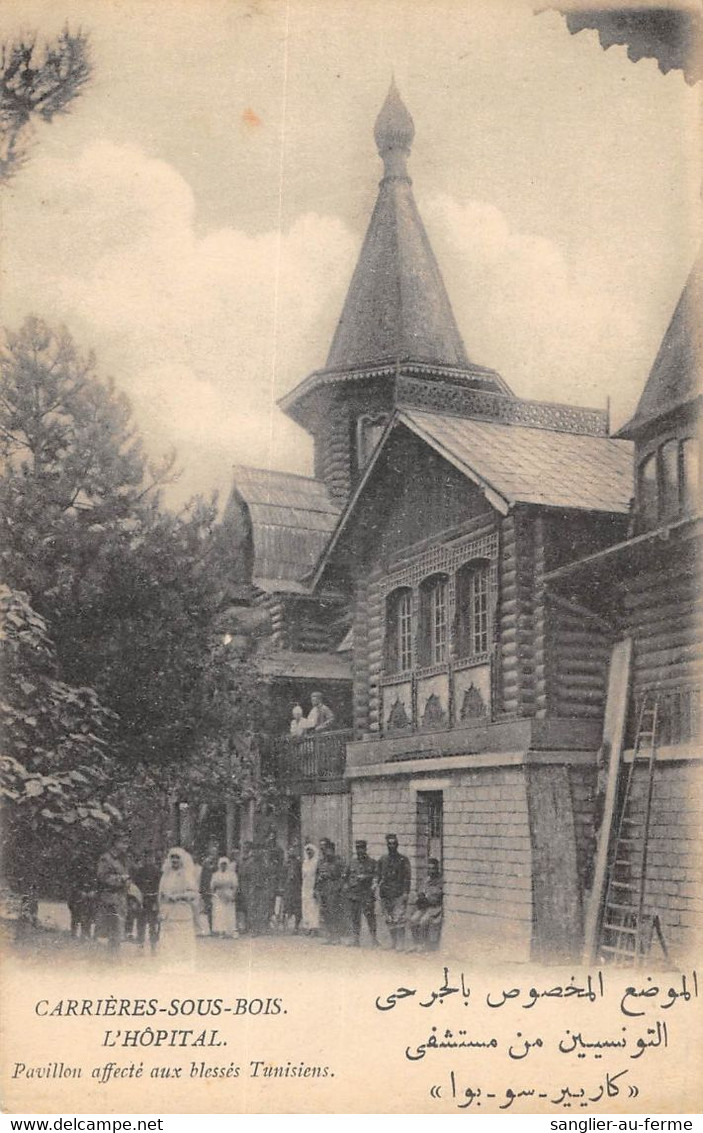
[158,847,198,968]
[210,856,238,937]
[300,842,320,935]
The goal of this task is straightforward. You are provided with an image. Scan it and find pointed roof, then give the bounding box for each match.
[618,254,702,439]
[314,409,633,585]
[325,81,470,371]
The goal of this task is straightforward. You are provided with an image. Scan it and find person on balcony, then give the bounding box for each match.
[408,858,443,952]
[306,691,335,733]
[289,704,309,739]
[300,842,320,935]
[344,840,378,947]
[314,838,345,944]
[378,833,412,950]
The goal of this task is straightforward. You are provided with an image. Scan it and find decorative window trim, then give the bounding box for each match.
[379,530,499,598]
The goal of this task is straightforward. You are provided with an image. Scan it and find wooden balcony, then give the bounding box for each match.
[258,729,352,794]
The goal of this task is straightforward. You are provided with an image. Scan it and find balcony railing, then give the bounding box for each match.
[258,729,352,786]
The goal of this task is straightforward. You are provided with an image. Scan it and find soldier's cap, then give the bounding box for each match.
[385,833,398,841]
[355,840,368,849]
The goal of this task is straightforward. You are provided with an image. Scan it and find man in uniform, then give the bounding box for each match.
[314,838,345,944]
[134,848,161,950]
[377,833,411,950]
[344,839,378,947]
[96,832,131,954]
[198,847,218,935]
[409,857,444,952]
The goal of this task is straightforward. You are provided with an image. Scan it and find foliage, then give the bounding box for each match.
[0,26,91,182]
[0,586,120,891]
[0,317,267,801]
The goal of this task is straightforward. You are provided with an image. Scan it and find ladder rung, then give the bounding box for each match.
[600,944,636,955]
[603,924,637,934]
[610,881,638,890]
[606,902,637,913]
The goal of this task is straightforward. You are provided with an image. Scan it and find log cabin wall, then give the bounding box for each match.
[312,381,397,503]
[497,513,520,717]
[314,398,353,502]
[621,545,700,704]
[283,594,348,653]
[253,590,285,649]
[515,509,537,718]
[540,510,626,720]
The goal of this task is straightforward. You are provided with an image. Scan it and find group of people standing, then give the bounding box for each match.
[302,833,443,952]
[68,829,443,959]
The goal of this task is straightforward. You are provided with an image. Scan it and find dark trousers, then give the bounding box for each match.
[104,910,124,953]
[319,891,343,940]
[348,895,377,943]
[137,902,160,947]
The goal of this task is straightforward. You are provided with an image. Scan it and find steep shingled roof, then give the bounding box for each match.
[618,255,702,439]
[231,466,340,590]
[324,81,470,372]
[314,408,633,583]
[401,409,634,513]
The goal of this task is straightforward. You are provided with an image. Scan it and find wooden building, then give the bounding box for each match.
[222,466,353,850]
[223,81,700,962]
[545,257,702,963]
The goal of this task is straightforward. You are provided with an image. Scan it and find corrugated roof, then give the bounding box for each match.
[232,465,340,585]
[400,409,633,513]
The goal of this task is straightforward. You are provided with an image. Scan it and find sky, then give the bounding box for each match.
[1,0,700,506]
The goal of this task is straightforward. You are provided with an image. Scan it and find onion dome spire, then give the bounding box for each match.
[373,78,415,180]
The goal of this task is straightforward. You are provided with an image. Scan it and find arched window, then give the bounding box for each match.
[419,574,449,667]
[638,452,657,528]
[456,560,490,659]
[385,587,413,674]
[681,437,699,513]
[659,439,679,520]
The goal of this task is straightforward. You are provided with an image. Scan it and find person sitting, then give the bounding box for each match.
[306,692,335,733]
[409,858,444,952]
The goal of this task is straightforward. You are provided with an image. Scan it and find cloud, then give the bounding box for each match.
[2,141,357,503]
[2,140,652,504]
[423,194,645,411]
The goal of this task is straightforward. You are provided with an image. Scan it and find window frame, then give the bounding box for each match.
[385,586,414,675]
[455,558,491,661]
[419,573,449,667]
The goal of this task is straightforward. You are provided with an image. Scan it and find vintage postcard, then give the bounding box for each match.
[1,0,702,1116]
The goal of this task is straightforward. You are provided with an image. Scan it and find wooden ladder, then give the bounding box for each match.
[598,692,663,967]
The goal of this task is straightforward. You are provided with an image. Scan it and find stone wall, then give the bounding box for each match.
[628,757,703,961]
[350,765,534,960]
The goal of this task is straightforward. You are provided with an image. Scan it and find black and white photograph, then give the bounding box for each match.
[0,0,701,1116]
